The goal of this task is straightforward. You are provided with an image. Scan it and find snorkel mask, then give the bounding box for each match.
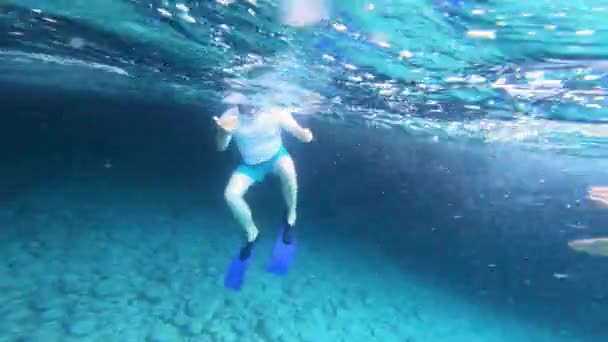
[223,92,255,114]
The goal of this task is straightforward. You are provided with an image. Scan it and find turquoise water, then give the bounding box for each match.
[1,1,608,341]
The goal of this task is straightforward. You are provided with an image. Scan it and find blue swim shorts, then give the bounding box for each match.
[236,146,290,182]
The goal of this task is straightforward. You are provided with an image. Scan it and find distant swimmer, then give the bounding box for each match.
[568,186,608,256]
[568,238,608,257]
[586,186,608,207]
[214,92,314,290]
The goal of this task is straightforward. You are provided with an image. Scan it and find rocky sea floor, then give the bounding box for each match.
[0,184,592,342]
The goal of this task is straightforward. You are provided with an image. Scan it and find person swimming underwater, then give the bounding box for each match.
[568,186,608,257]
[214,92,313,290]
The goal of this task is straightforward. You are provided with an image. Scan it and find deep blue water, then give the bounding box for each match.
[2,1,608,341]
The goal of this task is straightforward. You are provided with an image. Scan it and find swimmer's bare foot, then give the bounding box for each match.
[568,238,608,257]
[587,186,608,207]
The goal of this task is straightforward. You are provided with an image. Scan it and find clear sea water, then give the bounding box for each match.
[1,0,608,341]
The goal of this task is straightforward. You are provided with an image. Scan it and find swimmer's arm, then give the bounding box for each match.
[215,108,237,151]
[278,109,313,143]
[216,129,232,151]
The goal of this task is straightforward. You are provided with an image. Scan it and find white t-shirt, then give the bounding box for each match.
[223,108,289,165]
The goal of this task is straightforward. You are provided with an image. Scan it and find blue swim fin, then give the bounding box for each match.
[224,240,255,291]
[267,222,297,276]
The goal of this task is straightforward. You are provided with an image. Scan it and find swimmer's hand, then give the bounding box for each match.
[588,186,608,207]
[213,113,238,133]
[301,128,313,143]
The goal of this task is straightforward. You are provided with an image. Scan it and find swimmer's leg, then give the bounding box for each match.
[223,172,258,291]
[224,172,258,242]
[274,154,298,227]
[267,154,298,275]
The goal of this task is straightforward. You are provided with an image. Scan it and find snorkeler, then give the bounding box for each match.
[568,186,608,257]
[214,92,314,290]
